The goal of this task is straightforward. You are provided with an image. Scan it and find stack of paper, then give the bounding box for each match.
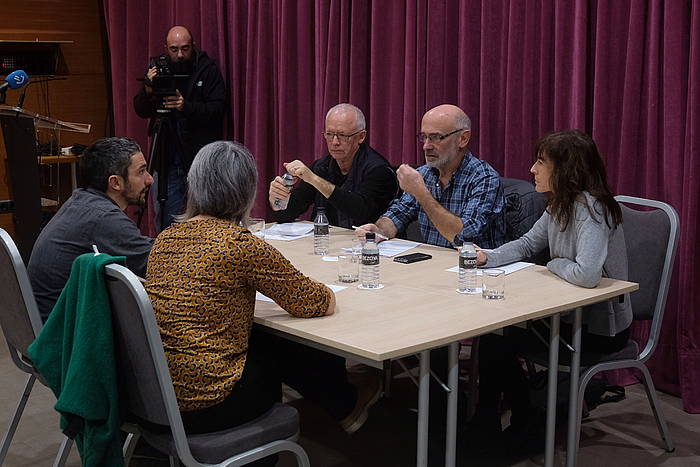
[264,222,314,241]
[343,239,421,257]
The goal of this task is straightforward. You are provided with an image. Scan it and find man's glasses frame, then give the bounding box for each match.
[416,128,468,144]
[322,130,363,143]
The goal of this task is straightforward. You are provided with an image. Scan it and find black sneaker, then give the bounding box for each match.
[503,408,546,457]
[461,408,503,454]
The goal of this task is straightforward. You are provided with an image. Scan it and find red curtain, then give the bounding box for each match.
[103,0,700,412]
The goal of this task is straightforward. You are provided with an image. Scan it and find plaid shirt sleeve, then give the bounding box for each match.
[452,163,505,248]
[382,190,419,234]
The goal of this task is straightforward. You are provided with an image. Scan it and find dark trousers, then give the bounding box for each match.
[477,320,630,424]
[182,329,356,433]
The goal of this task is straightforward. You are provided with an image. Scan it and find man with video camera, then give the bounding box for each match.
[134,25,226,230]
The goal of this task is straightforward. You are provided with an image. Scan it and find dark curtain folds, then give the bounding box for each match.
[103,0,700,412]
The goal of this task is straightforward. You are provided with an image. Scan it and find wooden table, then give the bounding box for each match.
[38,154,80,191]
[254,226,638,466]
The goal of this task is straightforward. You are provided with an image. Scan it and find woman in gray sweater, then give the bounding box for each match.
[470,130,632,455]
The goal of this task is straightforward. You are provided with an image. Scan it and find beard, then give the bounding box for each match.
[125,184,148,208]
[425,153,449,170]
[170,57,194,75]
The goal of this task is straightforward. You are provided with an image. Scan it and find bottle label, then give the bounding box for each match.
[314,224,329,235]
[362,253,379,265]
[459,256,477,269]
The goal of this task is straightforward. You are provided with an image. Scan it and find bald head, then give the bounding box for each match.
[422,104,471,131]
[165,26,194,63]
[420,104,472,172]
[166,26,193,44]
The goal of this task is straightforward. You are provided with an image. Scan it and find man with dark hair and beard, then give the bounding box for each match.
[27,137,155,321]
[133,25,226,229]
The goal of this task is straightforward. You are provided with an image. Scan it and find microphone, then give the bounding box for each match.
[0,70,30,93]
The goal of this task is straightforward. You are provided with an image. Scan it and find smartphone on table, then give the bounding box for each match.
[393,252,432,264]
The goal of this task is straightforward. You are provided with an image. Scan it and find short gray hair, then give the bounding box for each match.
[326,103,366,131]
[179,141,258,223]
[455,112,471,131]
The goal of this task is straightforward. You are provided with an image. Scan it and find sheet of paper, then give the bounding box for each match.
[264,222,314,241]
[344,240,421,257]
[378,240,421,257]
[445,261,534,275]
[256,284,347,302]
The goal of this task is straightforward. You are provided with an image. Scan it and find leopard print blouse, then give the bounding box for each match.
[145,218,330,411]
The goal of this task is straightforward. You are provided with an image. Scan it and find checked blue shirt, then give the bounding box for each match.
[383,152,506,249]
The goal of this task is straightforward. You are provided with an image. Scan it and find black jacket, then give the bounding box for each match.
[274,143,398,228]
[133,49,226,169]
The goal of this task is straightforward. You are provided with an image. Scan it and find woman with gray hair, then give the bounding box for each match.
[145,141,379,445]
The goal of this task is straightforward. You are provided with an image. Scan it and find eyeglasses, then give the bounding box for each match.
[416,128,467,144]
[322,130,363,143]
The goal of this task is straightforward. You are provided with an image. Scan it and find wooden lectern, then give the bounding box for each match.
[0,105,90,261]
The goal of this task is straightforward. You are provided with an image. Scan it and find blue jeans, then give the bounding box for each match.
[153,165,187,231]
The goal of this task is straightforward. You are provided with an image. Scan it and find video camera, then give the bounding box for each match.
[150,54,189,97]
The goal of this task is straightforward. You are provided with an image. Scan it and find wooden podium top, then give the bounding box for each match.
[0,105,90,133]
[37,154,80,164]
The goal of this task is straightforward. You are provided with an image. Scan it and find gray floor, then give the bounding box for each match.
[2,331,699,466]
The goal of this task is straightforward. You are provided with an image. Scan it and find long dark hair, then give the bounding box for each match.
[535,129,622,230]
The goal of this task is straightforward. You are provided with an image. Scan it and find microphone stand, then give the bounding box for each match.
[17,77,67,108]
[17,87,27,108]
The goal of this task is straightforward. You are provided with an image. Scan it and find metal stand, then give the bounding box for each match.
[138,110,184,230]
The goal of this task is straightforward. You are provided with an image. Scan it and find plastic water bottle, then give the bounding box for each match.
[273,173,295,210]
[457,242,478,293]
[313,207,329,255]
[361,232,380,288]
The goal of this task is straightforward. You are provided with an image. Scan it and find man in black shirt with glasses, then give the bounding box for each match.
[268,103,398,228]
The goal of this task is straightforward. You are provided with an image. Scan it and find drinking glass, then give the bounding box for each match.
[247,218,266,240]
[482,269,505,299]
[338,254,359,283]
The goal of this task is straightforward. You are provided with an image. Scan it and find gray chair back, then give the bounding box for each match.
[615,196,679,361]
[105,264,310,467]
[0,228,43,371]
[0,228,74,466]
[105,264,178,427]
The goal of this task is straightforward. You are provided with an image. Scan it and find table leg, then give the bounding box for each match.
[445,342,459,467]
[565,307,583,467]
[545,313,561,467]
[70,161,77,191]
[417,350,430,467]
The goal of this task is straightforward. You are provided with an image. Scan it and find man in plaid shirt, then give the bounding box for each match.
[357,104,506,249]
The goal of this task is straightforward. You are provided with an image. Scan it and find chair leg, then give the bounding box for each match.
[52,436,73,467]
[286,441,311,467]
[122,431,140,466]
[0,374,36,465]
[637,363,675,452]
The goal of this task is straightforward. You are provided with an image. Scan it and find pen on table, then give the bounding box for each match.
[351,225,389,241]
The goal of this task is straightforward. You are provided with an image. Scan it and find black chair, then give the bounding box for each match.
[0,228,73,466]
[105,263,311,467]
[501,177,548,263]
